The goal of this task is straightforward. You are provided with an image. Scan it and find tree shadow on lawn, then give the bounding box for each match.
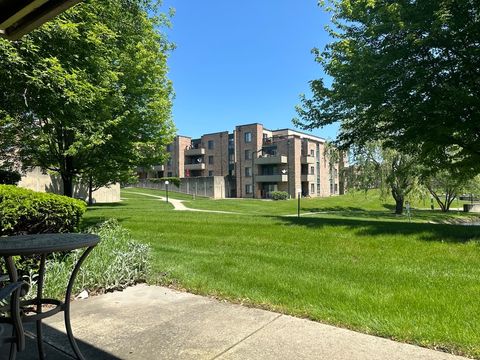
[303,206,368,212]
[382,203,396,211]
[278,216,480,243]
[88,202,128,208]
[301,207,400,221]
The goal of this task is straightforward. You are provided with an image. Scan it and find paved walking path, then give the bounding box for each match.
[127,191,335,217]
[124,191,239,214]
[12,285,469,360]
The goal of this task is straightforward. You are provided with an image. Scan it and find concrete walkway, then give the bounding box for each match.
[124,191,239,214]
[11,285,469,360]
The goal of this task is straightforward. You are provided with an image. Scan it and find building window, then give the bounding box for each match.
[310,166,315,174]
[311,183,315,194]
[245,167,252,177]
[166,144,173,152]
[245,150,251,160]
[209,170,214,176]
[229,153,235,162]
[208,155,214,164]
[167,172,172,177]
[245,184,252,194]
[310,149,314,157]
[317,184,321,194]
[244,132,252,143]
[208,140,214,149]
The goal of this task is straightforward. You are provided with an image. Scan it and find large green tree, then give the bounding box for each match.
[348,143,420,214]
[420,168,477,212]
[295,0,480,173]
[0,0,175,197]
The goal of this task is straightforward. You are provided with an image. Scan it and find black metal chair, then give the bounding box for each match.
[0,280,27,359]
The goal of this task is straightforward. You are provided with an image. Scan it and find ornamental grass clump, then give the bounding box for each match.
[39,219,152,299]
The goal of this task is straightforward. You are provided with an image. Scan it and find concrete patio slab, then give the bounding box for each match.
[4,284,470,360]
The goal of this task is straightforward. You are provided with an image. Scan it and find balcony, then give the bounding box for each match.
[301,155,315,164]
[301,174,316,182]
[255,155,288,165]
[255,174,288,183]
[184,163,205,171]
[152,165,164,171]
[185,147,205,156]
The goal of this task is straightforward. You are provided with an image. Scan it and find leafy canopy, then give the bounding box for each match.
[0,0,175,196]
[295,0,480,173]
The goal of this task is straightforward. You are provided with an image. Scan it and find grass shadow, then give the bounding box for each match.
[382,203,396,211]
[2,323,120,360]
[278,216,480,244]
[303,206,367,212]
[80,216,130,230]
[88,202,127,208]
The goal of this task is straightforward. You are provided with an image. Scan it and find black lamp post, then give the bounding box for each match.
[165,180,169,203]
[252,148,264,199]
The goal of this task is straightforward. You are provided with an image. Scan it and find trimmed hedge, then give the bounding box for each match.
[147,177,181,187]
[270,191,289,200]
[0,185,86,236]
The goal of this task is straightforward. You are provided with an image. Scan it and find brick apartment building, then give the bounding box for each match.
[140,123,346,199]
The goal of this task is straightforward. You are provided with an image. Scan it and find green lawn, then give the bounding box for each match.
[126,186,478,223]
[83,189,480,358]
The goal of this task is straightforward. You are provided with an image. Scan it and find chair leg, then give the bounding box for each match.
[5,256,25,355]
[36,254,46,359]
[8,340,17,360]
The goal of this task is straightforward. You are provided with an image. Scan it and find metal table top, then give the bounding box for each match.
[0,233,100,256]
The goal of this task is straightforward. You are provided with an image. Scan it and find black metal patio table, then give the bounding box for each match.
[0,233,100,360]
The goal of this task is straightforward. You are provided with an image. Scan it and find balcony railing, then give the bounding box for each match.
[152,165,165,171]
[185,147,205,156]
[255,174,288,183]
[255,155,288,165]
[184,163,205,170]
[301,174,316,182]
[301,155,315,164]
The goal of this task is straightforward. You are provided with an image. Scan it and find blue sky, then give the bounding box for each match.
[160,0,338,140]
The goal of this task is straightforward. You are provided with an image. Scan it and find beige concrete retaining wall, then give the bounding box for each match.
[464,204,480,213]
[18,167,120,203]
[137,176,234,199]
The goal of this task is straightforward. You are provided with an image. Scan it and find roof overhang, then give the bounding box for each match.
[0,0,81,41]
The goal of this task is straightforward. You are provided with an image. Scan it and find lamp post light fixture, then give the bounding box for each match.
[165,180,169,203]
[252,148,264,199]
[297,188,302,218]
[281,168,288,199]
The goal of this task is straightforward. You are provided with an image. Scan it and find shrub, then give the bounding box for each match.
[0,185,86,236]
[270,191,289,200]
[0,169,21,185]
[38,219,152,298]
[148,177,181,187]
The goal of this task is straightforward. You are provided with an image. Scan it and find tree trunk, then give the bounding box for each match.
[88,175,93,206]
[427,186,447,212]
[391,187,404,215]
[61,152,75,198]
[395,196,404,215]
[62,175,74,197]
